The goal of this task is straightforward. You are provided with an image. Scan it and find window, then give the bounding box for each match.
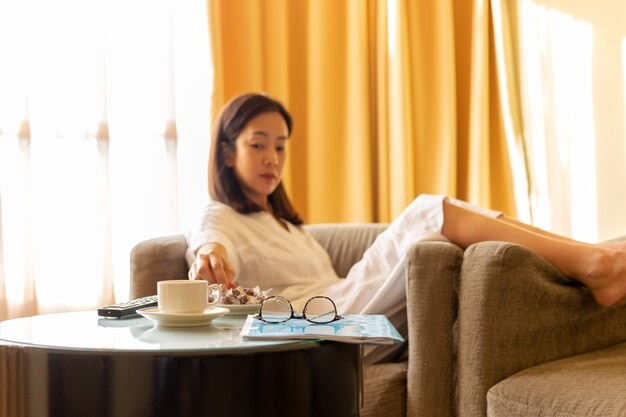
[0,0,212,317]
[519,0,598,241]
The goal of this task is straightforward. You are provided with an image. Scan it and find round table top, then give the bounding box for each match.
[0,310,315,354]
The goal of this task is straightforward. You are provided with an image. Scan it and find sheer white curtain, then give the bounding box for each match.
[0,0,212,320]
[518,0,602,242]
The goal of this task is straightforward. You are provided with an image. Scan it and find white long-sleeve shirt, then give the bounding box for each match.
[187,201,341,307]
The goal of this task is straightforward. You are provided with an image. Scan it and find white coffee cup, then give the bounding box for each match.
[157,280,221,313]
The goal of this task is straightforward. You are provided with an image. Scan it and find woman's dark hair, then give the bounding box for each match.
[208,93,303,225]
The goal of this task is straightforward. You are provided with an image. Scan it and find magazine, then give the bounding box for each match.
[240,314,404,345]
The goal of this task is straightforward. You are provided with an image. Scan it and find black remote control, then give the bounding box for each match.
[97,295,158,318]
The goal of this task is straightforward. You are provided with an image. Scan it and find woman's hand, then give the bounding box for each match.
[188,243,236,289]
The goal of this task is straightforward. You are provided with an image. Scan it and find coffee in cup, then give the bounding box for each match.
[157,280,221,313]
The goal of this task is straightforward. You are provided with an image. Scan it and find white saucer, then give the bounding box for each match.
[137,306,230,327]
[217,303,261,316]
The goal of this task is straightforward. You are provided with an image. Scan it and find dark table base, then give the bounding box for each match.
[3,342,362,417]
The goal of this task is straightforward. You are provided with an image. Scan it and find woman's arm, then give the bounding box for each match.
[188,242,236,289]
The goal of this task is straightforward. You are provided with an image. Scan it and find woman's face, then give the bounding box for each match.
[227,111,289,208]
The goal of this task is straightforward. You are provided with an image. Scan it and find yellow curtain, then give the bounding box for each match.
[490,0,532,222]
[208,0,519,224]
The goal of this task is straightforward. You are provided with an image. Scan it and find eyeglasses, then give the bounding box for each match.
[254,295,343,324]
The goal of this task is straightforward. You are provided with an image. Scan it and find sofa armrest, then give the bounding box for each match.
[456,241,626,417]
[129,234,188,298]
[405,240,464,417]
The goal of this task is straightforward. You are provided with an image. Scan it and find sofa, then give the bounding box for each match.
[130,224,626,416]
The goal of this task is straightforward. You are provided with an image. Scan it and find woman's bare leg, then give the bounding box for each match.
[502,213,626,250]
[500,217,582,243]
[440,199,626,308]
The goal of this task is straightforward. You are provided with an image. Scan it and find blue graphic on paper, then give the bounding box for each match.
[242,314,404,345]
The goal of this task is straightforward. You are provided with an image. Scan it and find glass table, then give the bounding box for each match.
[0,311,362,417]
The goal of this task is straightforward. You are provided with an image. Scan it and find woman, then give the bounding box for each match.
[187,93,626,360]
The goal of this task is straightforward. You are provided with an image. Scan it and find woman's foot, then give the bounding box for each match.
[583,247,626,308]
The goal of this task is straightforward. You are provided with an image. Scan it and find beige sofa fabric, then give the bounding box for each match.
[304,223,388,277]
[406,241,463,417]
[362,362,408,417]
[457,241,626,417]
[487,341,626,417]
[130,234,189,298]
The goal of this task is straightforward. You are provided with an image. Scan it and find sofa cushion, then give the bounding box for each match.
[487,342,626,417]
[361,361,407,417]
[305,223,388,277]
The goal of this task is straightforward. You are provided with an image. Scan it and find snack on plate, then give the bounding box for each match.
[211,285,270,305]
